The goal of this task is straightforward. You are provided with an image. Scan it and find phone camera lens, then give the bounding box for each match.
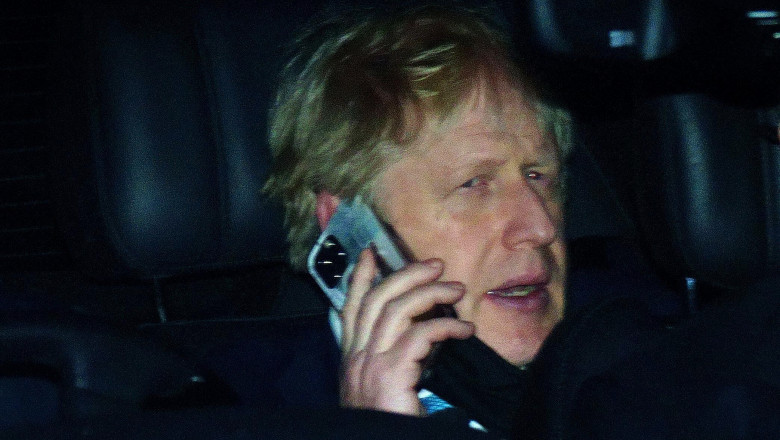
[315,235,348,288]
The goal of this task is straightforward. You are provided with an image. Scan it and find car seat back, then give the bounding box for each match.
[633,94,780,292]
[48,0,303,280]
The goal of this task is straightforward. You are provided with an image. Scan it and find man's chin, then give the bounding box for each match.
[476,324,555,367]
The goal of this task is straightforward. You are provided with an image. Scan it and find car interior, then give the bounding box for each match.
[1,0,778,438]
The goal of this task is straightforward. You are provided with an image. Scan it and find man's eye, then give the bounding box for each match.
[461,177,487,188]
[526,170,544,181]
[526,169,563,198]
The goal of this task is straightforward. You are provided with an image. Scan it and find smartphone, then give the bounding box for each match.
[307,196,407,311]
[307,196,452,383]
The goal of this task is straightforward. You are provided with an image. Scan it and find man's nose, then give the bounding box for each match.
[501,181,559,250]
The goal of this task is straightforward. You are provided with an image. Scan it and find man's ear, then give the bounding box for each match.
[315,190,341,231]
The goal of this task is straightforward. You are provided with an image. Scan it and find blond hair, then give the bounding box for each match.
[265,5,571,270]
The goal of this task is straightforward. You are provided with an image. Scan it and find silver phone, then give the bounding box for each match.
[307,196,407,310]
[307,196,453,382]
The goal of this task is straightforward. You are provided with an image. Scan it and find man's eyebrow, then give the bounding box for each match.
[458,154,505,168]
[440,155,506,181]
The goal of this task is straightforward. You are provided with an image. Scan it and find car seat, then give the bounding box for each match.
[2,0,336,429]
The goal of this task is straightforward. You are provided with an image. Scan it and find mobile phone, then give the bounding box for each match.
[307,196,452,383]
[307,196,407,311]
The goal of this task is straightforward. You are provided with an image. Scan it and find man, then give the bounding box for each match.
[265,4,571,434]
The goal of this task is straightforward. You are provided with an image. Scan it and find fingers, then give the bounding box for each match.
[384,317,474,365]
[340,318,474,416]
[338,248,475,416]
[366,281,466,353]
[348,258,446,352]
[341,248,376,350]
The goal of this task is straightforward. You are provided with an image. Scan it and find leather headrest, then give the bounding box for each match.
[632,94,778,288]
[48,0,325,279]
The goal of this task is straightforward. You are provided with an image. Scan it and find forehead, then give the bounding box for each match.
[373,82,560,204]
[408,80,551,160]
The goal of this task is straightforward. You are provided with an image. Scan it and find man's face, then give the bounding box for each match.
[374,83,566,366]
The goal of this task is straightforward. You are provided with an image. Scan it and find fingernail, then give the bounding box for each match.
[424,259,443,270]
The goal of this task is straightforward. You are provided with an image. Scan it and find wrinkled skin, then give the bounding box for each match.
[322,82,567,416]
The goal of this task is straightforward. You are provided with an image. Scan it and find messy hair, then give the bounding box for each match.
[265,5,572,270]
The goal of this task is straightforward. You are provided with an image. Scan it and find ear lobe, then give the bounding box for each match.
[315,190,341,231]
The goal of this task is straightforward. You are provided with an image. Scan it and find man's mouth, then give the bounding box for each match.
[487,285,538,297]
[485,282,550,312]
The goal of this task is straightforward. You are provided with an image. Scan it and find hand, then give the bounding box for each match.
[339,249,475,416]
